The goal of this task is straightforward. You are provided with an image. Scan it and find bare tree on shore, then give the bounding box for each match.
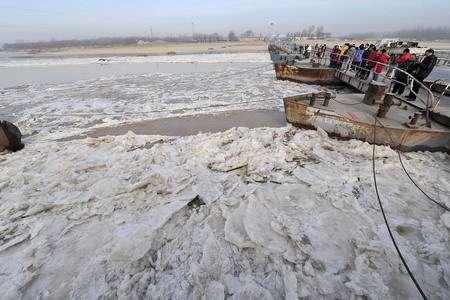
[287,25,331,39]
[386,26,450,40]
[240,30,255,38]
[342,26,450,40]
[228,31,239,42]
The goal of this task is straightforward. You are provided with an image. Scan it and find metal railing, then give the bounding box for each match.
[269,42,446,127]
[321,51,437,127]
[283,49,436,106]
[269,40,450,66]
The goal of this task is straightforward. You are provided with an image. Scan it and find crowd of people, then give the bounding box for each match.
[283,39,439,100]
[293,43,327,59]
[327,43,438,100]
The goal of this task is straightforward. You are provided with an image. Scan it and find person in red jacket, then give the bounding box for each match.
[396,48,411,64]
[372,49,389,81]
[329,45,340,68]
[363,48,378,80]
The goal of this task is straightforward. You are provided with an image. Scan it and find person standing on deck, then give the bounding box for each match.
[357,44,374,78]
[344,45,356,71]
[396,48,411,65]
[329,45,340,68]
[392,54,417,95]
[353,45,364,71]
[405,49,437,100]
[318,44,326,58]
[340,43,349,55]
[306,44,312,58]
[372,49,389,81]
[363,47,378,80]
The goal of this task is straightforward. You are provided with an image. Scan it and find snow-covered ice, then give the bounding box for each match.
[0,52,449,299]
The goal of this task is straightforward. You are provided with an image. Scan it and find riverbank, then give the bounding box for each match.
[4,39,450,58]
[2,41,270,57]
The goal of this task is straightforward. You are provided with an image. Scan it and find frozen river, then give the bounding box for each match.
[0,52,449,299]
[0,53,262,88]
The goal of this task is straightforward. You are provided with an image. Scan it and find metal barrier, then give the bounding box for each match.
[270,40,450,66]
[269,42,443,128]
[325,51,436,127]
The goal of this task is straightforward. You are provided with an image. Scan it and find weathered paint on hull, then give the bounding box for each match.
[284,98,450,153]
[274,63,340,85]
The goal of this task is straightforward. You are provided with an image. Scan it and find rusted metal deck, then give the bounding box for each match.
[284,93,450,152]
[333,71,370,93]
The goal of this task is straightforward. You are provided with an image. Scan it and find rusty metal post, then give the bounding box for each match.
[409,112,422,125]
[363,81,388,105]
[376,93,395,118]
[309,94,316,106]
[323,95,330,106]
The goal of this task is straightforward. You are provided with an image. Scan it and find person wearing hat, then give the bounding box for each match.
[406,49,437,100]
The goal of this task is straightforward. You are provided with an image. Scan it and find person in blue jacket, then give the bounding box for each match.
[352,45,365,71]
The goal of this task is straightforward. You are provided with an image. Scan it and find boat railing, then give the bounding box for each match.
[269,43,446,127]
[294,49,436,105]
[313,50,438,127]
[270,40,450,67]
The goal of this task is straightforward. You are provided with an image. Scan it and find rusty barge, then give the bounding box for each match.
[283,92,450,152]
[269,44,450,153]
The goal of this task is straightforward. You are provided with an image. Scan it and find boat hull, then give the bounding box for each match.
[284,96,450,153]
[274,63,340,85]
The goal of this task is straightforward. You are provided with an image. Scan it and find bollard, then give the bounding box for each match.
[323,95,330,106]
[309,94,316,106]
[405,112,423,128]
[409,112,422,125]
[376,93,395,118]
[363,81,388,105]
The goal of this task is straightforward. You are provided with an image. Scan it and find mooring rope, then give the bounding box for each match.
[375,118,449,211]
[372,117,428,300]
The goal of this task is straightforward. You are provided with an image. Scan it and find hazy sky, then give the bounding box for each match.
[0,0,448,44]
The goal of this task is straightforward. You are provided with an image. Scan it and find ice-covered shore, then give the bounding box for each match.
[1,127,449,299]
[0,52,449,299]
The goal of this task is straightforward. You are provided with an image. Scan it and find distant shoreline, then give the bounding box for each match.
[3,39,450,58]
[1,41,270,57]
